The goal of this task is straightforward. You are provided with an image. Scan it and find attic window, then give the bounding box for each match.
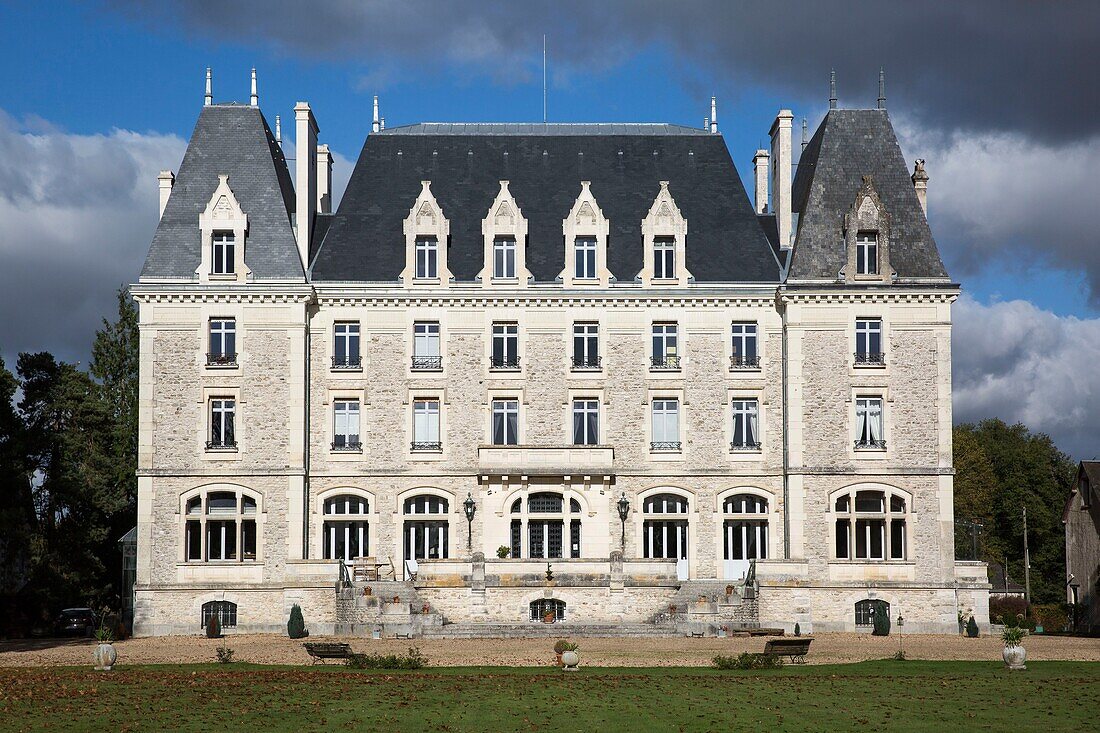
[856,232,878,275]
[415,237,438,279]
[212,231,235,275]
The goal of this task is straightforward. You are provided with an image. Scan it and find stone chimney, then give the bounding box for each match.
[317,144,333,214]
[912,159,929,215]
[709,96,718,134]
[752,149,769,215]
[157,170,174,219]
[294,102,318,269]
[372,96,380,134]
[769,109,794,249]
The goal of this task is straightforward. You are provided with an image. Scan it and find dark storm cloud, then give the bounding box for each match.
[111,0,1098,143]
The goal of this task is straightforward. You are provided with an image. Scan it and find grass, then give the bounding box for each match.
[0,660,1096,732]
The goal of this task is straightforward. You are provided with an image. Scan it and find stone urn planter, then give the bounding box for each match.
[93,642,117,671]
[1001,626,1028,670]
[561,650,580,671]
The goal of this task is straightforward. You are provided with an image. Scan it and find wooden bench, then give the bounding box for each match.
[762,637,812,664]
[303,642,353,665]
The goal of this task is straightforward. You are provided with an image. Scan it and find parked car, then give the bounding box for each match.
[55,608,97,637]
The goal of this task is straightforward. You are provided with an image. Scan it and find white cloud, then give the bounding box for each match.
[953,294,1100,459]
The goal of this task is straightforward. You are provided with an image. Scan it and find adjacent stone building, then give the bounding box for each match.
[131,77,988,636]
[1064,461,1100,632]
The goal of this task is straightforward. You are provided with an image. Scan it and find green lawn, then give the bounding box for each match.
[1,660,1096,732]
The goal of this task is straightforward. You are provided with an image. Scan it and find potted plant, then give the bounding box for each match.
[497,545,511,559]
[553,639,570,665]
[1002,626,1028,670]
[92,625,117,671]
[560,641,580,671]
[542,609,555,624]
[725,584,735,597]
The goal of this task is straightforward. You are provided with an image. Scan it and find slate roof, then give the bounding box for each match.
[788,109,949,282]
[311,127,779,283]
[140,104,303,281]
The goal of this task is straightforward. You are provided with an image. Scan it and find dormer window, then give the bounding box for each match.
[856,232,878,275]
[415,237,438,279]
[653,237,676,279]
[212,232,235,275]
[493,237,516,279]
[575,237,597,279]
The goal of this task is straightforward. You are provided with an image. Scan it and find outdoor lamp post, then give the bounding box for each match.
[616,492,630,550]
[463,492,476,551]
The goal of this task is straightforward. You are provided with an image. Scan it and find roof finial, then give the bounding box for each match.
[877,67,886,109]
[250,68,258,107]
[709,96,718,134]
[801,117,808,152]
[204,67,212,106]
[829,69,837,110]
[372,95,380,133]
[275,114,281,144]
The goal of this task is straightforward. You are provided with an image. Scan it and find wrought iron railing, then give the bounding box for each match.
[331,355,362,369]
[205,440,237,450]
[206,352,237,367]
[853,352,886,366]
[650,441,682,451]
[411,441,443,452]
[854,439,887,450]
[490,356,521,370]
[331,441,362,452]
[730,441,762,451]
[571,356,602,369]
[730,354,761,370]
[411,356,443,370]
[650,355,681,370]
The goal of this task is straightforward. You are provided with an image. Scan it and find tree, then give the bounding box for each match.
[287,604,308,639]
[90,287,139,513]
[953,420,1076,605]
[0,358,33,605]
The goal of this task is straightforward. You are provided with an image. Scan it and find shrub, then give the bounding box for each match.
[871,601,890,636]
[989,596,1027,624]
[496,545,511,559]
[892,650,907,661]
[713,652,784,670]
[553,640,578,654]
[215,645,236,664]
[793,623,801,637]
[966,616,979,637]
[1031,603,1069,632]
[346,647,425,670]
[94,625,115,644]
[206,613,221,639]
[287,604,308,639]
[1002,626,1028,648]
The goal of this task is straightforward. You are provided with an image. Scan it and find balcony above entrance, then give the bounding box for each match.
[478,445,614,474]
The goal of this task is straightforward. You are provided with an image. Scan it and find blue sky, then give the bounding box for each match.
[1,1,1098,456]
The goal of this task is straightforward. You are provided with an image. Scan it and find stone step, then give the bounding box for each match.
[423,622,684,639]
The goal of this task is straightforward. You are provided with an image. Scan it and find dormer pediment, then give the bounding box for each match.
[560,181,612,287]
[841,175,894,284]
[197,174,250,283]
[405,181,449,237]
[479,181,530,287]
[401,181,452,287]
[639,181,691,286]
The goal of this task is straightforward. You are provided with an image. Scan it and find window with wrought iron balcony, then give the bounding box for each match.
[854,397,886,451]
[730,322,760,371]
[854,318,886,367]
[411,399,442,452]
[651,323,680,371]
[332,321,362,371]
[572,322,601,370]
[412,322,442,371]
[331,400,362,452]
[650,398,681,452]
[206,398,237,451]
[207,318,237,367]
[730,399,761,451]
[491,323,520,370]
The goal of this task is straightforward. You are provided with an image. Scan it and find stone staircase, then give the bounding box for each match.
[423,622,683,639]
[334,580,443,636]
[651,580,761,634]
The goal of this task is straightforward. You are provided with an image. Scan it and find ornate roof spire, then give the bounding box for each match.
[709,96,717,134]
[372,96,380,133]
[802,117,808,152]
[877,67,886,109]
[275,114,281,144]
[204,67,212,106]
[250,68,258,107]
[829,69,837,110]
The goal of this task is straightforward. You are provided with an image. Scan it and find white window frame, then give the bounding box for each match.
[182,487,261,563]
[333,321,362,370]
[855,396,885,450]
[208,398,236,450]
[322,494,370,563]
[832,487,910,562]
[730,322,759,370]
[212,231,235,275]
[491,399,520,446]
[651,322,680,370]
[412,321,442,371]
[650,398,681,451]
[412,398,442,452]
[653,237,676,279]
[572,322,600,370]
[574,236,597,279]
[414,237,438,280]
[493,236,517,279]
[855,317,884,366]
[491,322,520,370]
[856,231,879,275]
[572,398,600,446]
[730,399,760,451]
[208,318,237,367]
[332,399,361,451]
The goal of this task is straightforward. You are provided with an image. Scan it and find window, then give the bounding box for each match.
[834,489,907,561]
[574,237,597,279]
[201,601,237,629]
[412,322,442,370]
[510,492,582,558]
[731,399,760,450]
[731,322,759,369]
[493,237,516,279]
[212,231,235,275]
[855,397,885,449]
[653,236,676,279]
[491,323,520,369]
[412,399,441,451]
[414,237,438,279]
[333,322,361,369]
[185,489,257,562]
[208,319,237,366]
[855,599,889,627]
[332,400,361,451]
[642,493,688,559]
[856,232,878,275]
[855,318,884,365]
[530,598,566,622]
[403,495,449,561]
[651,323,680,369]
[572,323,600,369]
[723,494,768,575]
[572,399,599,446]
[207,398,236,449]
[651,399,680,451]
[491,399,519,445]
[323,494,369,562]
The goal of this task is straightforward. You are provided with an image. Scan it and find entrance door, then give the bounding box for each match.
[723,520,766,580]
[404,521,448,562]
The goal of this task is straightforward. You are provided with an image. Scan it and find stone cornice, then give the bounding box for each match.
[313,287,777,308]
[130,283,314,304]
[778,286,958,306]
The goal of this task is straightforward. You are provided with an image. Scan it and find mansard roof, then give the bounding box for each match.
[310,125,780,283]
[788,109,949,282]
[140,104,303,281]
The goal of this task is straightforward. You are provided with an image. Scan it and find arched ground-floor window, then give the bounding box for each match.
[508,492,582,559]
[201,600,237,629]
[834,488,909,561]
[403,494,449,561]
[184,488,258,562]
[323,494,369,562]
[642,492,688,560]
[855,599,889,627]
[530,598,566,622]
[722,493,769,580]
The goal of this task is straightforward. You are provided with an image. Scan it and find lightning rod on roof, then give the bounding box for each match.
[543,34,547,124]
[878,67,886,109]
[250,68,258,107]
[829,69,837,109]
[802,117,808,152]
[205,67,212,106]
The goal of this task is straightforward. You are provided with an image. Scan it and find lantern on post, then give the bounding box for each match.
[462,492,476,551]
[616,492,630,550]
